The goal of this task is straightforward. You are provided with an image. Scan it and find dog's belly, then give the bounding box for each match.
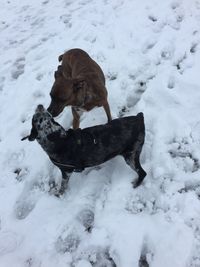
[84,153,120,167]
[51,139,127,169]
[83,148,125,167]
[77,139,131,168]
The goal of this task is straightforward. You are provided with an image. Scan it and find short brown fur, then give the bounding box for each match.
[47,48,112,129]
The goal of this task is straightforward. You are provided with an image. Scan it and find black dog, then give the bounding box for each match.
[22,105,146,194]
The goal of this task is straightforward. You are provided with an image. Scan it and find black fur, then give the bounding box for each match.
[24,105,146,194]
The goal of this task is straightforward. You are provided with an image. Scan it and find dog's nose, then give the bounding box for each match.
[36,104,45,113]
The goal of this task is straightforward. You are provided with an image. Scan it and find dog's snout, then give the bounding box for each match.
[36,104,45,113]
[47,106,58,117]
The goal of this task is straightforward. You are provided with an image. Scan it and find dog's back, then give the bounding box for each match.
[84,112,144,145]
[59,48,105,84]
[96,113,143,151]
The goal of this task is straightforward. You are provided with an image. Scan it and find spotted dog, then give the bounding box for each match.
[22,105,146,195]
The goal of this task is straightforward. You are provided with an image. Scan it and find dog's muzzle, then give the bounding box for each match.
[35,104,46,113]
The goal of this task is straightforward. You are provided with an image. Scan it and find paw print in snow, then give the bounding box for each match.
[11,57,25,80]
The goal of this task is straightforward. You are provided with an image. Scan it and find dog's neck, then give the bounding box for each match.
[36,122,66,154]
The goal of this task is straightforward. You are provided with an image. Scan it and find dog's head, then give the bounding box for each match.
[24,104,66,143]
[47,66,86,117]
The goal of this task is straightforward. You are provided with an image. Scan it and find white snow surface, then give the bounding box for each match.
[0,0,200,266]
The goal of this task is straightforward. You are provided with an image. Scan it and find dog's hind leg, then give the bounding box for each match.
[123,151,146,188]
[103,100,112,122]
[123,134,146,188]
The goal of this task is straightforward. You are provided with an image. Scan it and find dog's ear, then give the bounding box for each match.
[58,54,63,62]
[73,78,86,91]
[21,121,38,141]
[54,71,57,79]
[54,65,63,79]
[28,125,38,141]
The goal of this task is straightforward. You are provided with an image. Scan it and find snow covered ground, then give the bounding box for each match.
[1,0,200,266]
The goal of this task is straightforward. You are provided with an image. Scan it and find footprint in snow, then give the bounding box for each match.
[106,71,118,81]
[0,76,5,91]
[142,39,157,54]
[14,167,29,182]
[32,89,45,98]
[173,53,187,74]
[171,1,180,10]
[77,208,95,232]
[139,237,154,267]
[148,15,158,22]
[167,6,184,31]
[118,106,130,118]
[178,181,200,197]
[55,227,81,253]
[56,208,95,254]
[126,81,147,107]
[160,42,176,62]
[88,248,116,267]
[76,246,116,267]
[35,73,44,81]
[14,179,44,219]
[42,0,49,4]
[11,57,25,80]
[60,14,72,28]
[126,192,157,215]
[167,75,176,89]
[0,231,22,256]
[190,42,198,54]
[168,138,200,173]
[75,260,92,267]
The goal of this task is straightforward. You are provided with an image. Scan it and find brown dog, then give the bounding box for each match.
[47,48,112,129]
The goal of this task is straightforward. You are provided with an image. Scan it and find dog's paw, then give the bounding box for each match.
[49,180,69,197]
[132,179,143,188]
[49,186,63,197]
[49,181,61,196]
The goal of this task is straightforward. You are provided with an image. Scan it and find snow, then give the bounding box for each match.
[1,0,200,266]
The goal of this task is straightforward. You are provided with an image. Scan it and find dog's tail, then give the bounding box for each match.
[58,54,63,62]
[137,112,144,121]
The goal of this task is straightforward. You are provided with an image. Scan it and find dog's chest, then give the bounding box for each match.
[73,93,93,111]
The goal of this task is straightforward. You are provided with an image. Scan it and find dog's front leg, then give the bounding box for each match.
[71,107,82,129]
[59,170,72,195]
